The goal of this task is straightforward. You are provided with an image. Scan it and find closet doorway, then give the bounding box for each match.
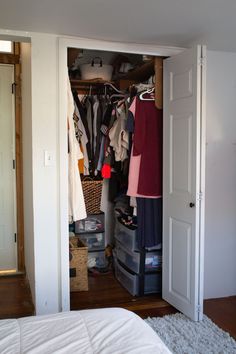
[0,41,24,273]
[59,38,206,322]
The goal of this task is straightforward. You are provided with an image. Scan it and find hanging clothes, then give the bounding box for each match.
[94,97,106,172]
[109,102,129,162]
[127,97,160,198]
[93,97,100,155]
[68,76,87,222]
[72,91,92,172]
[132,98,163,197]
[137,197,162,248]
[74,105,90,176]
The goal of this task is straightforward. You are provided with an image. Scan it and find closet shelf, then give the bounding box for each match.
[70,79,114,89]
[118,59,155,82]
[70,60,155,90]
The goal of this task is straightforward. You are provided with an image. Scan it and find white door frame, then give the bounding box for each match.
[58,36,185,311]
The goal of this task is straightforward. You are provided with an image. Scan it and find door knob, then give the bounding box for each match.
[189,202,195,208]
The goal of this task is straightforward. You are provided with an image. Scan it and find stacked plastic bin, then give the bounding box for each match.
[114,217,162,296]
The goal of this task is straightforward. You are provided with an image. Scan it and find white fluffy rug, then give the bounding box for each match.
[145,313,236,354]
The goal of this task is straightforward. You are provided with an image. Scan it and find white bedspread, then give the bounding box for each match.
[0,308,171,354]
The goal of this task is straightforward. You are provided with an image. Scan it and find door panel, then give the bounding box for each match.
[0,64,16,270]
[163,46,205,321]
[170,113,192,195]
[170,218,191,301]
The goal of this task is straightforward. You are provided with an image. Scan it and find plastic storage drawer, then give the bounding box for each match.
[115,219,139,251]
[116,242,140,273]
[75,213,105,234]
[114,259,162,296]
[78,232,105,252]
[88,251,107,269]
[116,243,162,274]
[114,259,138,296]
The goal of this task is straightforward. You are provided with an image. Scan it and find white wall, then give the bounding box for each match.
[30,33,60,314]
[21,42,35,304]
[204,50,236,298]
[6,30,61,315]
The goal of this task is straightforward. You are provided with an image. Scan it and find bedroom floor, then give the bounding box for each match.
[73,273,236,339]
[0,274,235,340]
[70,272,236,339]
[70,271,177,318]
[0,274,34,319]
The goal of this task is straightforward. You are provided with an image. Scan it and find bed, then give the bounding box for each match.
[0,308,171,353]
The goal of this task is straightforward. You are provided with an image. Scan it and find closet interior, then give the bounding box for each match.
[68,47,166,313]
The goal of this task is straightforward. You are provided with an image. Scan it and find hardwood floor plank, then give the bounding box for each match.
[204,296,236,339]
[0,275,34,319]
[70,272,176,317]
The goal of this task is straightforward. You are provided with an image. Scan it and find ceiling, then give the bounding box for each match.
[0,0,236,52]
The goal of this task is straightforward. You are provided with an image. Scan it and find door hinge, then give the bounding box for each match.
[197,192,203,201]
[14,233,17,243]
[12,82,16,94]
[196,304,201,313]
[13,159,16,170]
[199,57,205,67]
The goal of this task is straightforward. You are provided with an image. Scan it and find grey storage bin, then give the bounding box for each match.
[88,250,107,269]
[75,213,105,234]
[114,258,138,296]
[116,242,140,273]
[78,232,105,252]
[114,258,162,296]
[115,219,138,251]
[144,273,162,294]
[116,242,162,274]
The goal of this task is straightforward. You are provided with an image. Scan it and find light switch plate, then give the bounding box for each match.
[44,150,54,166]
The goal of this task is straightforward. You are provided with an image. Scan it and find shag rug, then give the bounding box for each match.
[145,313,236,354]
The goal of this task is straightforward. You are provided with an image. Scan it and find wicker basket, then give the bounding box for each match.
[82,178,103,214]
[69,237,88,292]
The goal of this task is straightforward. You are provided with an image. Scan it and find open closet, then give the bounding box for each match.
[68,48,165,311]
[65,43,206,321]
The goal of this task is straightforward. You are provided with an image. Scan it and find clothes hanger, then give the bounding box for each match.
[104,82,124,94]
[110,93,126,99]
[139,87,155,101]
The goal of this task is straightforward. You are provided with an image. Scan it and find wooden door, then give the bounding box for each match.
[162,46,206,321]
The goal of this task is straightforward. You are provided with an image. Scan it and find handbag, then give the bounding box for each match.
[80,57,113,81]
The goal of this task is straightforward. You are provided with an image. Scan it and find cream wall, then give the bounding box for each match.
[1,30,61,315]
[30,33,60,314]
[204,50,236,298]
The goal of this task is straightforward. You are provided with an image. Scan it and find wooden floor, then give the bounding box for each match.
[70,271,178,318]
[0,274,34,319]
[0,274,235,341]
[204,296,236,340]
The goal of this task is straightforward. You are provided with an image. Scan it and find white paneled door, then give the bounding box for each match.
[0,64,17,270]
[163,46,206,321]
